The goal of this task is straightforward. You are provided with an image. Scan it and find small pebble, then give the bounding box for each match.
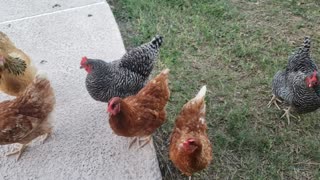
[88,14,93,17]
[52,4,61,8]
[40,60,47,64]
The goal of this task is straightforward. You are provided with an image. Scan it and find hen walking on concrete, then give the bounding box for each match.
[80,35,163,102]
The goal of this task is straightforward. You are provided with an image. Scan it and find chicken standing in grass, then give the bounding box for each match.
[80,35,163,102]
[268,36,320,123]
[107,69,170,149]
[0,72,55,160]
[0,31,37,96]
[169,86,212,180]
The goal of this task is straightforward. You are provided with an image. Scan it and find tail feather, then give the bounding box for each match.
[150,35,163,49]
[153,68,169,80]
[35,70,48,80]
[161,68,169,75]
[177,85,207,127]
[301,36,311,53]
[194,85,207,101]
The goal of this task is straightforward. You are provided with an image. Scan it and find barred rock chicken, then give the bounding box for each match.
[0,72,55,160]
[107,68,170,149]
[268,36,320,123]
[0,31,37,96]
[80,35,163,102]
[169,86,212,180]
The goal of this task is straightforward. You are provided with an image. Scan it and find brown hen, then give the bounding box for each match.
[107,68,170,148]
[169,86,212,179]
[0,72,55,160]
[0,31,37,96]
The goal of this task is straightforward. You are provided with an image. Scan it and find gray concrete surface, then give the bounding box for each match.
[0,1,162,180]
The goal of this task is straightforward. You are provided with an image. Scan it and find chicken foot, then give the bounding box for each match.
[41,132,51,144]
[138,136,152,149]
[128,136,152,149]
[281,106,300,124]
[267,94,282,110]
[128,137,139,149]
[6,144,28,161]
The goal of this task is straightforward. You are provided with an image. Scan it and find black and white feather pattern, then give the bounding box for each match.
[271,36,320,113]
[85,35,163,102]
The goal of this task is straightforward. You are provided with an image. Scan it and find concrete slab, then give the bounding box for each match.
[0,0,104,22]
[0,2,161,180]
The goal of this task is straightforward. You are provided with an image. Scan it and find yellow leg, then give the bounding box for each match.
[267,94,282,110]
[281,106,299,124]
[41,132,51,144]
[128,136,153,149]
[138,136,152,149]
[6,144,28,161]
[128,137,138,149]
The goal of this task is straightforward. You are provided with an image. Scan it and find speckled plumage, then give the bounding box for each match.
[169,86,212,177]
[84,35,163,102]
[271,37,320,113]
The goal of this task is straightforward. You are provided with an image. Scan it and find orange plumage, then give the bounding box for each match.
[0,31,37,96]
[169,86,212,177]
[107,68,170,148]
[0,72,55,160]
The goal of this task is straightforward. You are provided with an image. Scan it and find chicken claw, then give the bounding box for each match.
[138,136,152,149]
[267,94,282,110]
[281,106,300,124]
[128,136,152,149]
[41,132,51,144]
[128,137,139,149]
[6,144,27,161]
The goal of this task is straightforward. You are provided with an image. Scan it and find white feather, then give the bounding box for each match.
[161,68,170,75]
[36,70,48,80]
[194,85,206,101]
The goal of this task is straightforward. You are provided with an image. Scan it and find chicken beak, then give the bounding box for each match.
[80,66,83,69]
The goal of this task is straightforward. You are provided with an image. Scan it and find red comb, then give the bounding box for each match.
[313,70,317,76]
[81,56,88,65]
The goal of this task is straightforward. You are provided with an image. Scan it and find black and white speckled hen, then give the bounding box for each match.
[80,35,163,102]
[268,36,320,123]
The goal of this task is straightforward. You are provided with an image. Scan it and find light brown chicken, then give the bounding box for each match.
[0,31,37,96]
[107,68,170,148]
[169,86,212,179]
[0,72,55,160]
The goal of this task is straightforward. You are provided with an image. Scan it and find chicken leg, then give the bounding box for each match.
[128,137,139,149]
[128,136,152,149]
[267,94,282,110]
[138,136,152,149]
[6,144,28,161]
[41,132,51,144]
[281,106,300,124]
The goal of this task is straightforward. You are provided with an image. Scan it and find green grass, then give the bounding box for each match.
[107,0,320,179]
